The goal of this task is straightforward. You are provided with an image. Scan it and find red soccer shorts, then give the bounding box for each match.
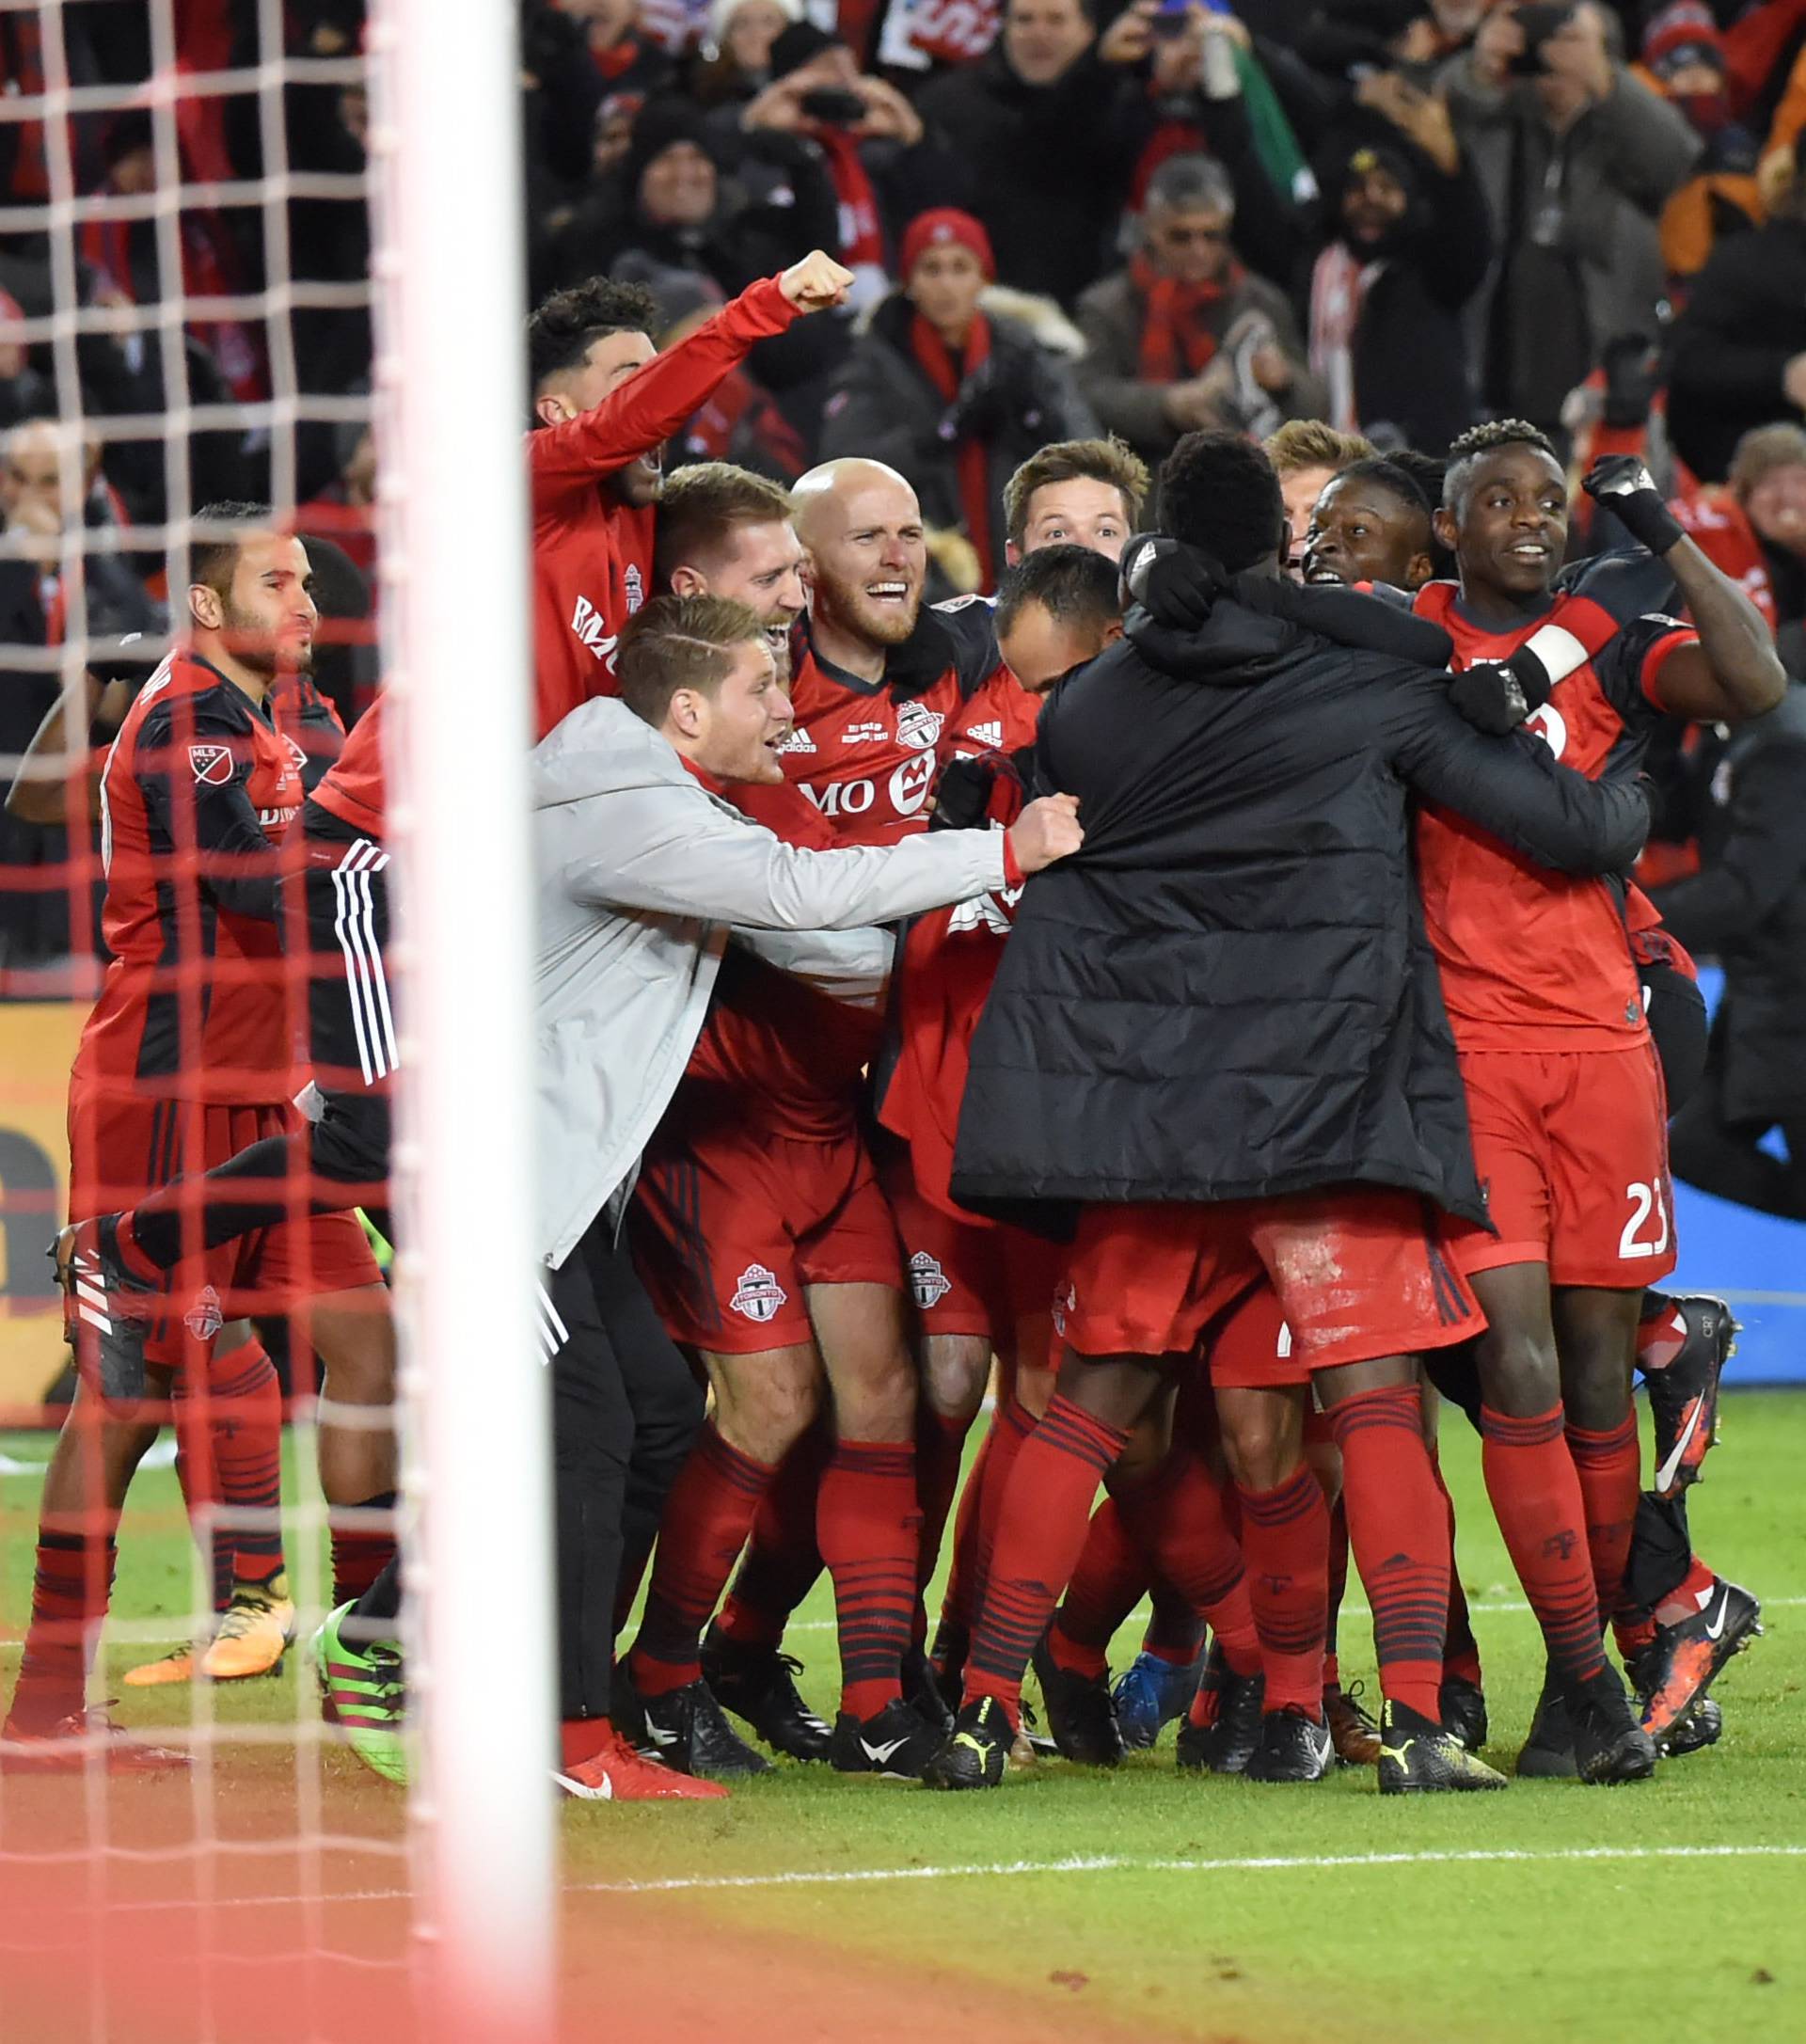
[633,1123,903,1355]
[67,1089,381,1367]
[881,1160,1063,1347]
[1057,1188,1482,1371]
[1449,1041,1676,1290]
[1202,1281,1303,1389]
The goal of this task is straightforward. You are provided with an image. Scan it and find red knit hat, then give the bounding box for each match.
[899,208,995,283]
[1642,0,1724,78]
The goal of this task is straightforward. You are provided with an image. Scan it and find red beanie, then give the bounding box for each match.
[1642,0,1723,78]
[899,208,995,283]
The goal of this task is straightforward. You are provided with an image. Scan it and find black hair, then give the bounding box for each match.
[1156,430,1286,575]
[1442,418,1560,519]
[1324,454,1432,521]
[191,500,277,599]
[993,543,1121,641]
[526,277,658,390]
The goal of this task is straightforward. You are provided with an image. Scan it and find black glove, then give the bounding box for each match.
[927,754,998,832]
[1582,455,1685,556]
[940,354,1035,444]
[1120,534,1226,631]
[1447,644,1555,736]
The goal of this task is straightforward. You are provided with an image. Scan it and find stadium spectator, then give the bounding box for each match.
[1667,135,1806,484]
[818,209,1098,591]
[1730,424,1806,652]
[688,0,801,110]
[296,418,377,585]
[1441,1,1703,438]
[1636,1,1766,289]
[1074,155,1325,476]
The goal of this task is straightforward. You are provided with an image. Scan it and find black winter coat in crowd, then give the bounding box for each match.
[949,584,1652,1231]
[1667,215,1806,484]
[1653,683,1806,1122]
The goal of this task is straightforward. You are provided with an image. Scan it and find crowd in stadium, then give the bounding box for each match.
[1,0,1804,1803]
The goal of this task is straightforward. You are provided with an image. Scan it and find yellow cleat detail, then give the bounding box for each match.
[122,1646,198,1687]
[198,1577,294,1682]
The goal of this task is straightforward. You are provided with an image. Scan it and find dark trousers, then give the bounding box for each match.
[1669,1045,1806,1225]
[546,1210,703,1721]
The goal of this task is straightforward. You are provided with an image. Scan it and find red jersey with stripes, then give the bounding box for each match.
[309,693,385,838]
[530,277,800,741]
[774,595,1013,844]
[879,675,1042,1218]
[77,651,316,1103]
[1410,581,1698,1048]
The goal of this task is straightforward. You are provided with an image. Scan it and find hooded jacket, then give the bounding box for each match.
[949,586,1651,1229]
[532,696,1015,1268]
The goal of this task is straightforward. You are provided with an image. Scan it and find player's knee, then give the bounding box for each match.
[1477,1324,1560,1415]
[919,1335,990,1423]
[829,1347,915,1441]
[1218,1418,1298,1494]
[715,1371,817,1465]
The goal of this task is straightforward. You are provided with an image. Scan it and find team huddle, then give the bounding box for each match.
[0,248,1776,1807]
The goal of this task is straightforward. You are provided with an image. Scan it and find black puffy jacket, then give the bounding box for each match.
[949,588,1651,1229]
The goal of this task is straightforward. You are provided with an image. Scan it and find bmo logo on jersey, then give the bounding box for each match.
[570,594,618,667]
[803,753,936,820]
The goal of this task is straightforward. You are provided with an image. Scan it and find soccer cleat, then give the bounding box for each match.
[1662,1695,1722,1759]
[200,1575,295,1681]
[922,1696,1011,1791]
[312,1602,407,1786]
[902,1642,955,1735]
[0,1706,190,1775]
[1031,1638,1124,1767]
[698,1630,832,1763]
[122,1643,199,1687]
[1565,1669,1658,1785]
[830,1697,943,1780]
[1113,1646,1204,1751]
[1378,1699,1508,1794]
[1631,1577,1762,1745]
[1515,1678,1578,1780]
[1324,1681,1382,1767]
[555,1726,728,1801]
[1439,1673,1489,1753]
[633,1676,770,1779]
[1640,1292,1736,1498]
[1244,1705,1333,1783]
[1175,1645,1263,1774]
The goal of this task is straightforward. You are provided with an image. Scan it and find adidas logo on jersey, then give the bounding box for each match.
[966,721,1003,748]
[776,727,816,753]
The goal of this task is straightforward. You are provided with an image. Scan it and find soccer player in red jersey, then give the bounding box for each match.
[527,250,851,739]
[1410,422,1782,1781]
[4,511,393,1771]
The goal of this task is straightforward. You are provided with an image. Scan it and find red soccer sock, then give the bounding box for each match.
[914,1406,973,1597]
[1235,1463,1331,1717]
[206,1339,286,1592]
[934,1419,994,1651]
[631,1424,774,1697]
[330,1492,398,1609]
[1117,1447,1260,1677]
[1330,1386,1450,1720]
[1565,1412,1641,1624]
[818,1439,921,1721]
[972,1396,1038,1611]
[1052,1496,1147,1680]
[714,1429,826,1652]
[1429,1450,1482,1688]
[1655,1556,1719,1628]
[559,1717,615,1770]
[8,1532,118,1732]
[965,1396,1125,1726]
[1322,1494,1350,1690]
[1480,1404,1607,1685]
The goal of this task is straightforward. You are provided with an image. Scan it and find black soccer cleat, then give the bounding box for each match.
[632,1675,770,1779]
[1566,1669,1659,1785]
[1515,1677,1579,1779]
[1175,1643,1264,1774]
[902,1642,955,1735]
[1639,1291,1736,1498]
[1662,1695,1723,1759]
[926,1619,969,1719]
[1378,1699,1508,1795]
[1439,1673,1489,1753]
[1630,1577,1762,1745]
[699,1629,832,1763]
[830,1697,943,1780]
[1244,1705,1332,1783]
[1031,1638,1123,1767]
[923,1697,1012,1791]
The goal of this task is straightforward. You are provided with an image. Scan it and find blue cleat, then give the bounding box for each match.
[1112,1647,1204,1751]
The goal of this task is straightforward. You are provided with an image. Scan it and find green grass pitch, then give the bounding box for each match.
[3,1389,1801,2043]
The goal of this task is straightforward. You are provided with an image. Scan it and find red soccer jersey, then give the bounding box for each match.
[309,693,386,838]
[774,596,1008,844]
[878,674,1043,1218]
[530,276,800,742]
[1411,581,1698,1048]
[76,652,311,1103]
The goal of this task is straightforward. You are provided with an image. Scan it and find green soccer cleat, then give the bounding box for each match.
[313,1602,407,1786]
